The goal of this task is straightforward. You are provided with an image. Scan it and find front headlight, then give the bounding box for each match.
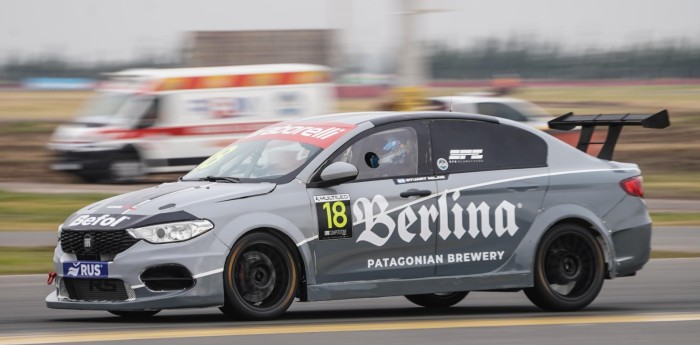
[126,220,214,244]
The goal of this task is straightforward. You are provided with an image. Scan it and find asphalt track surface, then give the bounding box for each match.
[1,258,700,345]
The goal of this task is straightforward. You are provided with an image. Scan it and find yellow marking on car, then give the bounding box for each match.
[3,313,700,344]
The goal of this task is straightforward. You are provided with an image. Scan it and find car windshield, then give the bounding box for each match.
[182,139,323,183]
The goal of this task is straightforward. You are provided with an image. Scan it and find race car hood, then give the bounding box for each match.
[63,182,275,231]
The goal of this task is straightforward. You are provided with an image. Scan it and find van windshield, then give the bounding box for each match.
[182,139,323,183]
[77,92,158,127]
[76,92,132,124]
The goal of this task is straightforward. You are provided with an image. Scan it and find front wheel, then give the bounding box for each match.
[405,292,469,308]
[524,223,605,311]
[219,232,298,320]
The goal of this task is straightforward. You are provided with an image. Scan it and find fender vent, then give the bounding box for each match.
[140,265,195,291]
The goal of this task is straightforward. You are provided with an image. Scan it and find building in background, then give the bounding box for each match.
[185,30,335,68]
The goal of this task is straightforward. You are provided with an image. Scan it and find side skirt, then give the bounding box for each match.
[306,271,531,302]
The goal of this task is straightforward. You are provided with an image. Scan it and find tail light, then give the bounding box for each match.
[620,176,644,198]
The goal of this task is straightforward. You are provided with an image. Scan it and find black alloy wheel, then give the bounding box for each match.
[525,223,605,311]
[220,232,298,320]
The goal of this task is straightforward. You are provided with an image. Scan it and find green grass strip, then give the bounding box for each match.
[0,247,55,274]
[0,191,114,231]
[651,212,700,226]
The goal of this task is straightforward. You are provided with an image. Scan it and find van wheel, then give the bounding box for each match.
[108,310,160,318]
[524,223,605,311]
[109,152,144,182]
[405,292,469,308]
[220,233,298,320]
[76,172,101,183]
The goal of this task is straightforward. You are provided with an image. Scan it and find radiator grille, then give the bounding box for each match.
[60,230,139,256]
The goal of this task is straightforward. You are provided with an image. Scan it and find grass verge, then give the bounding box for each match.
[0,247,55,275]
[651,212,700,226]
[650,251,700,259]
[0,191,115,231]
[644,173,700,200]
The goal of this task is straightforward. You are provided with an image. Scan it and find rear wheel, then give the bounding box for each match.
[219,232,298,320]
[524,223,605,311]
[108,310,160,318]
[405,292,469,308]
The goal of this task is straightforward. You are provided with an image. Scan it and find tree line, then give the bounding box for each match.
[1,39,699,81]
[0,56,180,82]
[428,39,700,79]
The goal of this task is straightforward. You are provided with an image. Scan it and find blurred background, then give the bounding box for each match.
[0,0,699,240]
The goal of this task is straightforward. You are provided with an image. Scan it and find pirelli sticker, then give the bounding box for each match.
[314,194,352,240]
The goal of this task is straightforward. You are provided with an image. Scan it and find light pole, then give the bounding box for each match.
[394,0,448,110]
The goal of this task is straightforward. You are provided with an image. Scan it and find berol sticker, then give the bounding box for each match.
[314,194,352,240]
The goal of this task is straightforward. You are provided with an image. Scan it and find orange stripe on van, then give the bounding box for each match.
[98,121,278,140]
[154,71,330,92]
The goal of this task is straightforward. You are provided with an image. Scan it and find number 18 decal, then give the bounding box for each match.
[313,194,352,240]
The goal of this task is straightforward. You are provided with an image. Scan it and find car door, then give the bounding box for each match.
[307,121,440,284]
[428,119,549,276]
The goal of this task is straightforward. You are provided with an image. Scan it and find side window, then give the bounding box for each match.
[477,102,527,121]
[331,125,423,180]
[430,120,547,173]
[136,97,159,129]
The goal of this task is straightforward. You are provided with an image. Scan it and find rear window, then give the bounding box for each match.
[430,120,547,173]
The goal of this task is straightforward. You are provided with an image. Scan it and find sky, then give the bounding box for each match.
[1,0,699,67]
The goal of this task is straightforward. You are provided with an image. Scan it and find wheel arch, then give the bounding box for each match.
[214,212,315,300]
[120,143,143,161]
[235,227,309,301]
[528,205,616,279]
[546,217,614,278]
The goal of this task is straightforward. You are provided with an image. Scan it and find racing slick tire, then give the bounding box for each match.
[108,310,160,318]
[405,292,469,308]
[220,232,298,320]
[524,223,605,311]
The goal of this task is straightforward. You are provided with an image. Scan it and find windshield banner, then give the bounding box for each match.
[239,122,356,148]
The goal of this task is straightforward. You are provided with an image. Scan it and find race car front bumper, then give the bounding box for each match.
[46,231,229,311]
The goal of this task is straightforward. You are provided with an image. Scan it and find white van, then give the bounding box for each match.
[48,64,335,182]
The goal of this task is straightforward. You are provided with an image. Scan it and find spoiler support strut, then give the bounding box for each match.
[548,110,670,160]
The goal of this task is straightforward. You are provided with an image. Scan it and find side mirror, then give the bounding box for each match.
[318,162,358,187]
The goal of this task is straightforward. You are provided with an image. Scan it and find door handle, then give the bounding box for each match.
[507,185,539,192]
[400,189,432,198]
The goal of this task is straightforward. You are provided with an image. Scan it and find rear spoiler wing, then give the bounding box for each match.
[548,110,670,160]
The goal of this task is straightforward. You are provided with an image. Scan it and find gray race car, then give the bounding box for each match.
[47,110,670,320]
